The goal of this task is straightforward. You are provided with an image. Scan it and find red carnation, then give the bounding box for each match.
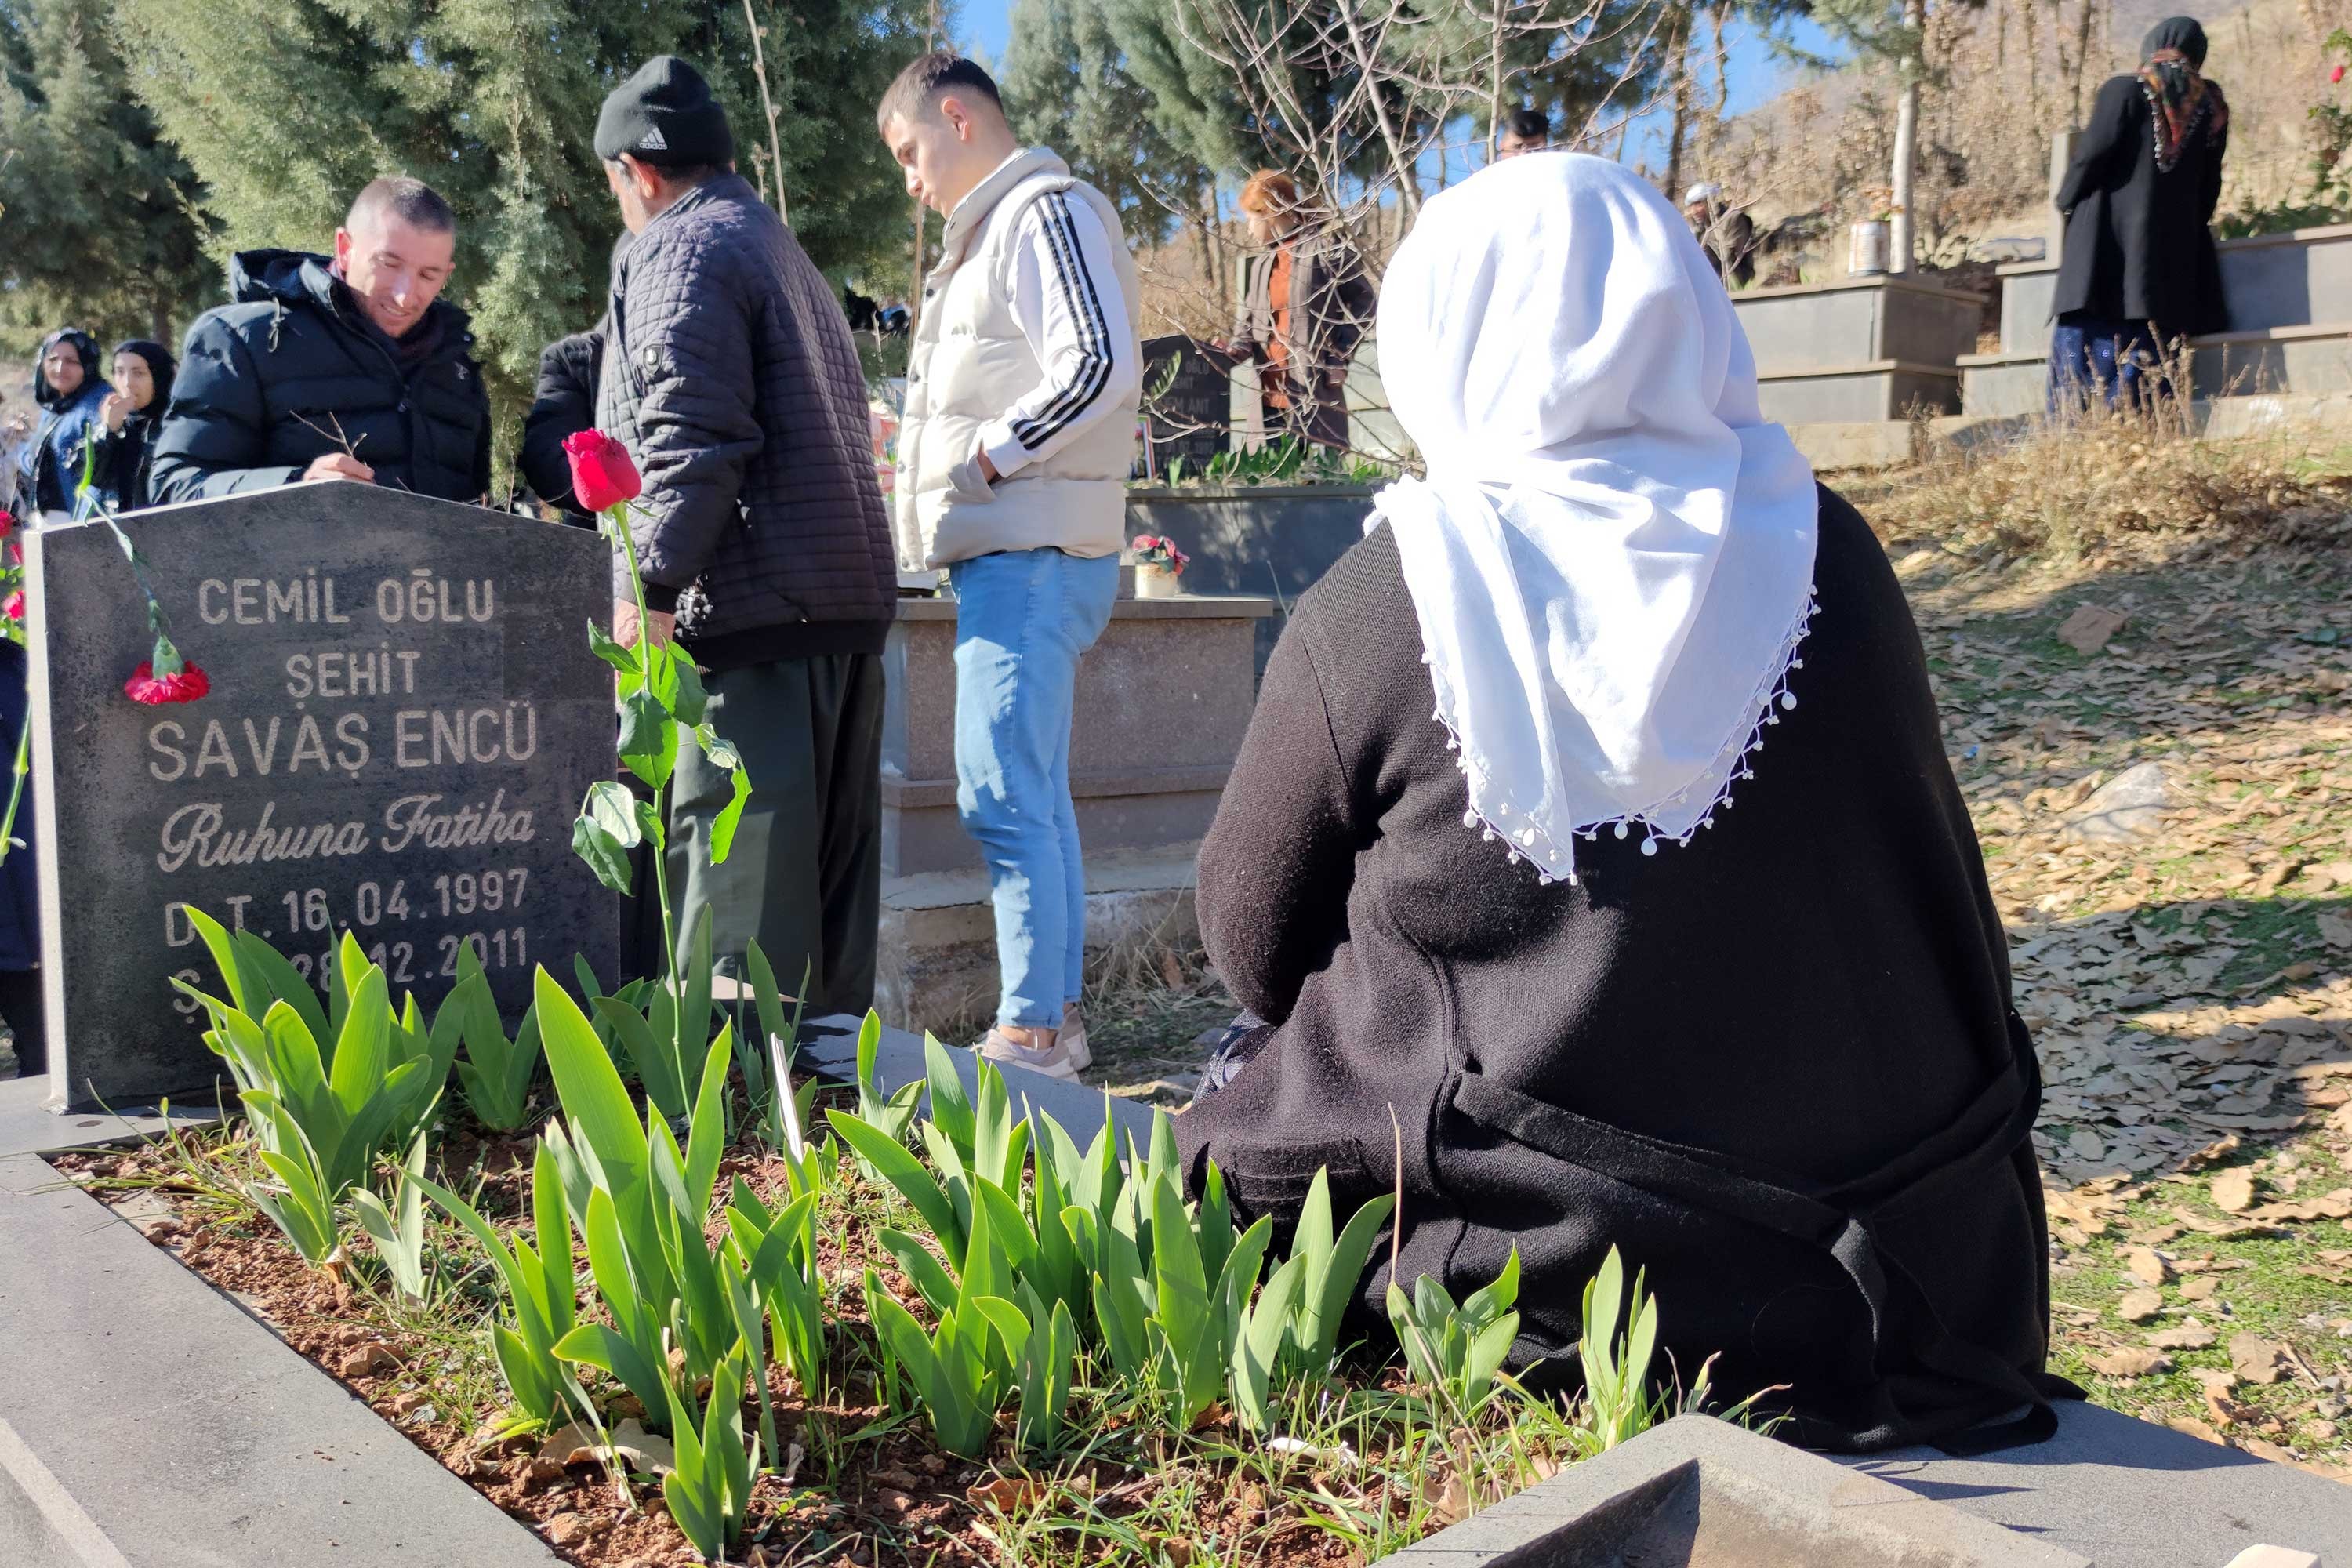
[0,510,14,539]
[3,592,21,622]
[125,660,209,705]
[561,429,643,514]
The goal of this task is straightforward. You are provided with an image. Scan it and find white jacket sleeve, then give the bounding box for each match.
[977,192,1138,481]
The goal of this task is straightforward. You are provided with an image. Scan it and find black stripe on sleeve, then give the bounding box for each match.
[1011,194,1114,452]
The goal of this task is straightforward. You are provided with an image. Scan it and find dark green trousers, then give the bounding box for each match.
[662,652,884,1018]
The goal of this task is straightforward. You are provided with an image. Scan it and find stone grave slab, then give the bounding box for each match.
[1377,1414,2085,1566]
[1380,1406,2352,1566]
[27,483,618,1111]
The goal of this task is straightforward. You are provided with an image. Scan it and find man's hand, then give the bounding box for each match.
[2,412,32,441]
[100,391,134,435]
[612,597,676,650]
[302,453,376,484]
[975,448,1000,485]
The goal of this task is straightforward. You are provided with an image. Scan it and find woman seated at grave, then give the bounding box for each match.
[1178,153,2074,1454]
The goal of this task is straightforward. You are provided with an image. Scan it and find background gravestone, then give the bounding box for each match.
[1140,335,1231,476]
[27,483,619,1111]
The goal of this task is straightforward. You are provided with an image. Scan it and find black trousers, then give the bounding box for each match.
[661,652,885,1018]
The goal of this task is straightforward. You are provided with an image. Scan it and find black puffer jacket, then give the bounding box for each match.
[596,174,895,666]
[521,325,604,526]
[149,250,492,506]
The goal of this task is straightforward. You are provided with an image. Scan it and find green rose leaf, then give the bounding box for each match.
[571,779,642,892]
[666,644,710,728]
[689,725,753,866]
[586,619,642,691]
[615,689,677,789]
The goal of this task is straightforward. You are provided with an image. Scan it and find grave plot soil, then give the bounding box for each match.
[50,1104,1578,1568]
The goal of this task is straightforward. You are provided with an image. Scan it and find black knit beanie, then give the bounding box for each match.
[595,56,735,169]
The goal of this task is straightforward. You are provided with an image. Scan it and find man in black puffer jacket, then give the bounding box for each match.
[593,56,898,1014]
[149,177,491,506]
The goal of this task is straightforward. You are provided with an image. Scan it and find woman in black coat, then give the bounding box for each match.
[1178,154,2071,1455]
[2049,16,2229,409]
[93,339,176,512]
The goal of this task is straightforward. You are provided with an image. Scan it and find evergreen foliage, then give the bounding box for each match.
[105,0,931,426]
[0,0,216,345]
[998,0,1205,247]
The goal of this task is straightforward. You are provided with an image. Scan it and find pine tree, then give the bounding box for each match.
[107,0,929,432]
[0,0,217,345]
[999,0,1205,248]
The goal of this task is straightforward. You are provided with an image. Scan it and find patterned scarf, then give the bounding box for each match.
[2137,51,2227,174]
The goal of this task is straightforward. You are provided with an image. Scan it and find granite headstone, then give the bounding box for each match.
[26,483,619,1110]
[1140,335,1231,477]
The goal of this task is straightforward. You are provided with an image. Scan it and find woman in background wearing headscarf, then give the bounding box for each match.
[7,329,110,519]
[2049,17,2229,410]
[95,340,177,513]
[1178,154,2072,1454]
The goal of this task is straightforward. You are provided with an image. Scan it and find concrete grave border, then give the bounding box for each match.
[0,1149,556,1567]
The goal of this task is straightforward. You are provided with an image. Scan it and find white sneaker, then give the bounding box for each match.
[1061,1003,1092,1073]
[975,1027,1080,1082]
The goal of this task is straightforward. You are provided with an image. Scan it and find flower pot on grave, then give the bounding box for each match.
[1134,563,1183,599]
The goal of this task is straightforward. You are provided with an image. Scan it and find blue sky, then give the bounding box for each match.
[953,3,1846,174]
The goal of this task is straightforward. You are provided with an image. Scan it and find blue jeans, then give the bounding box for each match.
[2049,317,2166,413]
[949,547,1120,1029]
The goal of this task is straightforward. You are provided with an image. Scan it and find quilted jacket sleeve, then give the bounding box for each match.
[147,315,303,505]
[615,238,763,607]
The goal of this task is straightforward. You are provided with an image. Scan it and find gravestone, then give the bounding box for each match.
[26,483,618,1111]
[1140,335,1231,477]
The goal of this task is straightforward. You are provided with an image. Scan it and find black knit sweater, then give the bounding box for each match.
[1179,487,2071,1452]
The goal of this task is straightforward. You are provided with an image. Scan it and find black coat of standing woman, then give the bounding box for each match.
[2050,18,2229,401]
[1180,153,2072,1454]
[95,340,176,513]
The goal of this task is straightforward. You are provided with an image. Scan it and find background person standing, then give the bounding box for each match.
[1683,183,1758,289]
[1494,107,1551,160]
[2049,16,2230,409]
[593,56,898,1016]
[93,340,176,513]
[8,330,109,517]
[877,52,1142,1080]
[1221,169,1374,452]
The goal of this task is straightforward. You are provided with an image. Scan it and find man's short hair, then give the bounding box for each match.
[1238,169,1301,216]
[877,52,1004,134]
[345,176,456,236]
[1505,108,1550,144]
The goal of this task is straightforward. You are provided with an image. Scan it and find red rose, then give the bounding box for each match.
[125,660,209,705]
[0,511,13,539]
[561,430,642,514]
[3,592,21,622]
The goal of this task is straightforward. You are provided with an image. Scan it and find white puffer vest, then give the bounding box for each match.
[895,148,1141,570]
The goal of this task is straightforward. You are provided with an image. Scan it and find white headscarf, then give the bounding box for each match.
[1373,153,1818,885]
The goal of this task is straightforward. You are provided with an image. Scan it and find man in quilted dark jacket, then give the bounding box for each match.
[593,56,898,1014]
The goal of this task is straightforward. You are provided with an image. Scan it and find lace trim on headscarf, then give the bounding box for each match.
[1428,581,1821,887]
